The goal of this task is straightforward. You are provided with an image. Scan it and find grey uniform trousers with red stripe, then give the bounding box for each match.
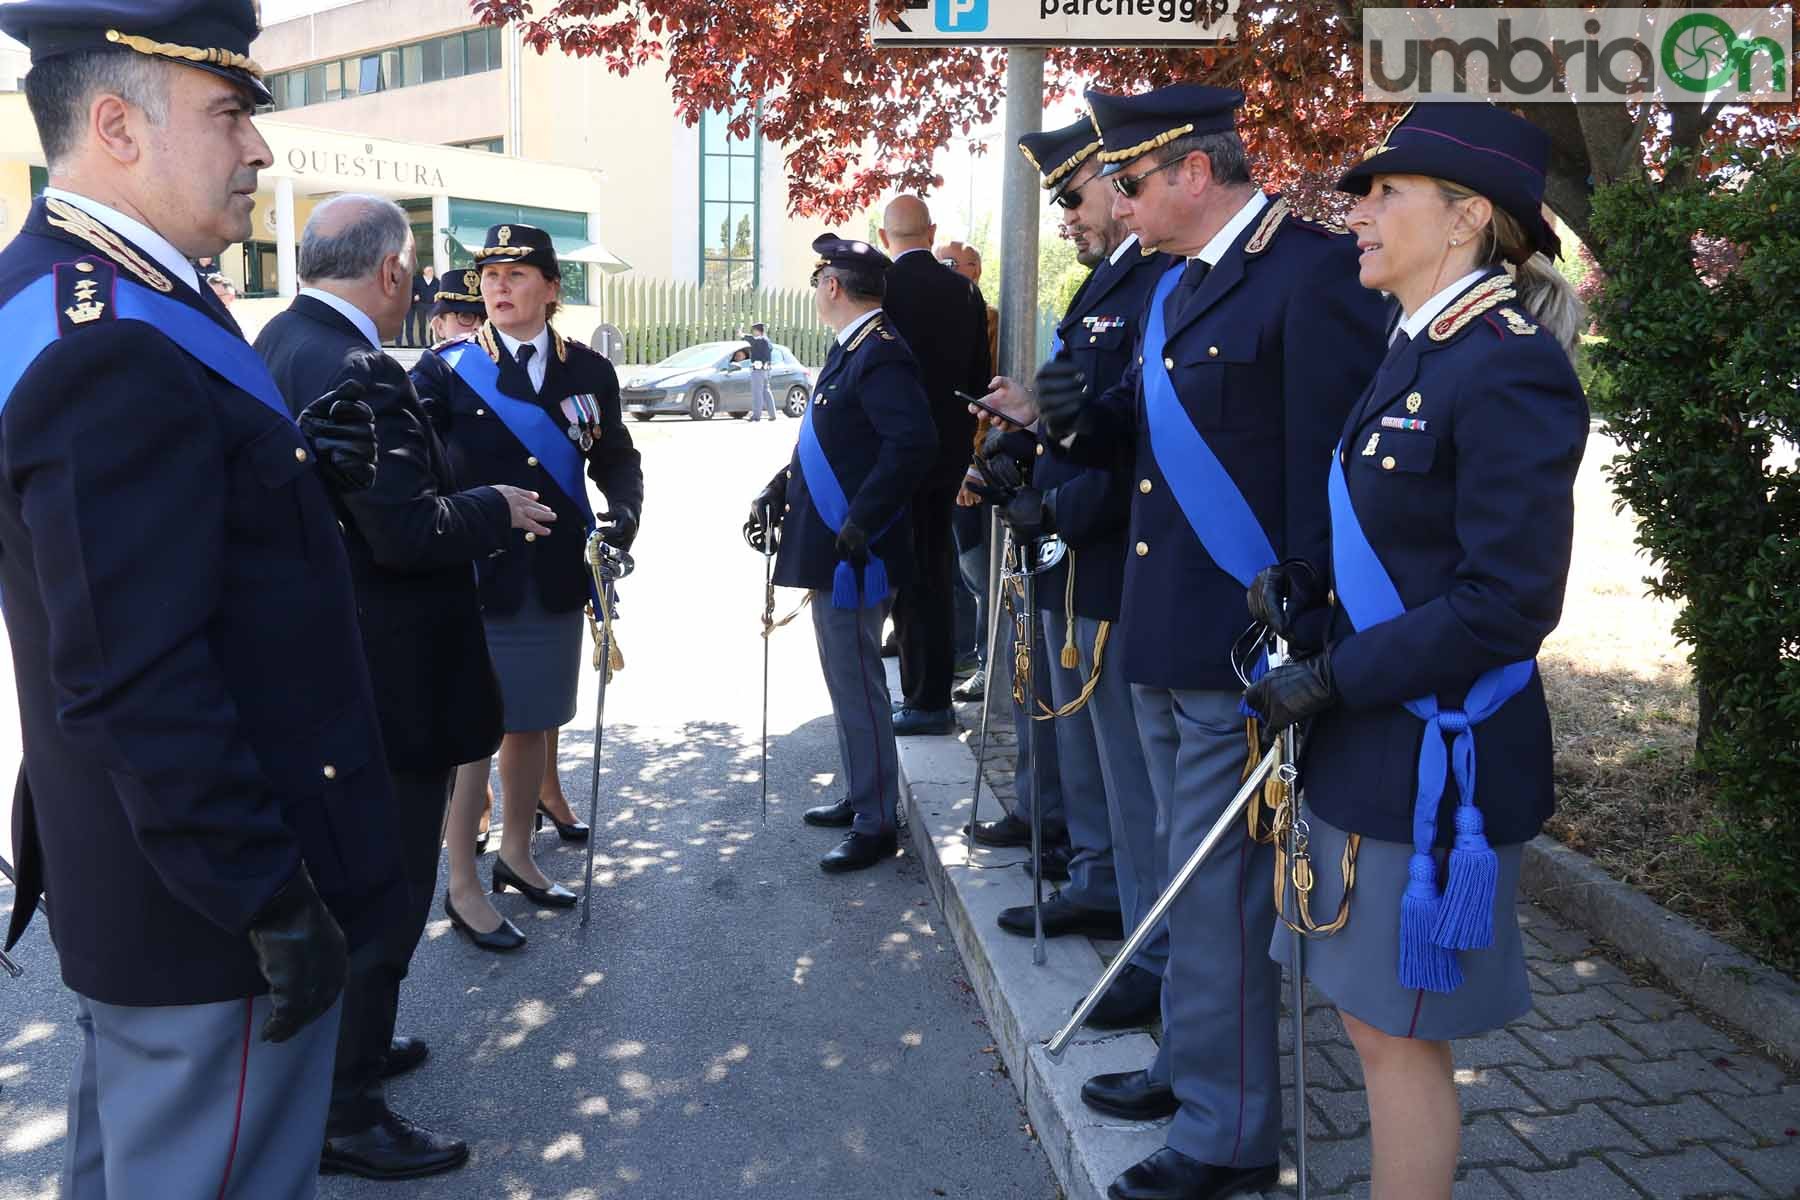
[810,589,899,835]
[1134,685,1281,1169]
[65,992,340,1199]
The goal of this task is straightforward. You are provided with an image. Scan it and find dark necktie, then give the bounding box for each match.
[1383,329,1413,370]
[1164,257,1209,325]
[515,343,537,392]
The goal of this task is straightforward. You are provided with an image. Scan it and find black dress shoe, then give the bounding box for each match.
[380,1035,429,1080]
[820,831,897,873]
[803,797,855,827]
[320,1111,469,1181]
[444,894,526,952]
[996,892,1125,939]
[893,707,955,736]
[1085,964,1163,1031]
[536,802,590,842]
[492,856,578,908]
[474,829,490,855]
[952,667,987,702]
[1081,1069,1178,1121]
[1107,1147,1277,1200]
[1020,842,1074,882]
[969,813,1033,848]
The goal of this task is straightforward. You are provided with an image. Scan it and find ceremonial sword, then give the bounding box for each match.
[580,533,634,929]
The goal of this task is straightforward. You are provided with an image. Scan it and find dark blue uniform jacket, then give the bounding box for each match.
[1032,239,1177,622]
[412,325,644,617]
[769,313,936,591]
[1302,271,1588,847]
[1062,196,1389,691]
[256,296,508,772]
[0,200,404,1005]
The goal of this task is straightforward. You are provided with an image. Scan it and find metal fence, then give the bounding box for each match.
[585,275,834,367]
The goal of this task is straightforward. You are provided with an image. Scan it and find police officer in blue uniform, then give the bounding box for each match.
[0,3,405,1196]
[1247,104,1588,1200]
[973,116,1178,1028]
[1024,85,1390,1200]
[749,235,936,872]
[412,223,644,945]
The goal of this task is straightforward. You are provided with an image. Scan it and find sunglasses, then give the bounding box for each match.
[1052,186,1084,211]
[1110,155,1188,199]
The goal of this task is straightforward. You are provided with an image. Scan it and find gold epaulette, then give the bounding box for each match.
[846,314,884,353]
[1243,196,1290,257]
[43,199,173,293]
[1429,275,1516,342]
[475,322,502,362]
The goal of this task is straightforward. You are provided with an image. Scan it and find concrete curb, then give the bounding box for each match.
[894,723,1284,1200]
[1521,834,1800,1063]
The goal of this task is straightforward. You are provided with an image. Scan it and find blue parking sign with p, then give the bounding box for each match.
[936,0,988,32]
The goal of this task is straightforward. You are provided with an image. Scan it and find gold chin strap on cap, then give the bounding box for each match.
[104,30,266,80]
[1251,716,1359,937]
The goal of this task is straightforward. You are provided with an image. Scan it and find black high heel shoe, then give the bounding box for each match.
[443,894,526,952]
[492,855,578,908]
[535,802,590,843]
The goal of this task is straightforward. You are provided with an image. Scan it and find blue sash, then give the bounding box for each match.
[1141,263,1277,589]
[796,395,889,609]
[1328,449,1534,992]
[0,271,288,421]
[442,341,593,535]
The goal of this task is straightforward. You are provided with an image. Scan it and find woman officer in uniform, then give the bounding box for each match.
[413,224,644,949]
[428,266,486,347]
[1246,105,1587,1199]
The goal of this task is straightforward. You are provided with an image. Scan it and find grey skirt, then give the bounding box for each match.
[1269,805,1531,1040]
[483,585,584,734]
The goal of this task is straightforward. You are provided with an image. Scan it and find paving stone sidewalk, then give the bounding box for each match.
[954,703,1800,1199]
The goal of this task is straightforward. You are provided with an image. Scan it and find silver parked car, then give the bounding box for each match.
[619,340,814,421]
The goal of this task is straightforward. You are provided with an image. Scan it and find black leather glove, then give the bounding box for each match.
[835,519,869,567]
[298,384,378,493]
[1033,358,1090,441]
[742,516,779,554]
[597,506,639,551]
[1000,486,1050,540]
[970,440,1027,505]
[246,864,348,1043]
[1246,559,1326,643]
[749,480,786,529]
[1243,649,1338,734]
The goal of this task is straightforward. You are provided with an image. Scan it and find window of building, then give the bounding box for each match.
[269,29,507,111]
[447,200,592,306]
[450,137,506,154]
[239,241,279,298]
[699,101,761,290]
[29,165,47,197]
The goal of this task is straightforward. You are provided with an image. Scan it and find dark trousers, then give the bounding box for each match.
[405,305,431,347]
[950,502,986,663]
[894,482,960,711]
[327,766,451,1135]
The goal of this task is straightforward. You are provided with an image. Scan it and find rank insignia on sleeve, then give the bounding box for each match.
[1501,307,1539,336]
[55,259,115,334]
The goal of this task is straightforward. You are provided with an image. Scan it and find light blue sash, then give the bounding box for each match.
[0,270,288,421]
[796,394,889,609]
[1328,448,1534,992]
[1140,263,1277,590]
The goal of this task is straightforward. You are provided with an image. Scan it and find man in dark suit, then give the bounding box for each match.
[877,195,992,735]
[406,263,434,346]
[0,4,402,1196]
[255,194,555,1180]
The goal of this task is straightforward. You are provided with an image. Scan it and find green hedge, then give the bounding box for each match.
[1587,148,1800,956]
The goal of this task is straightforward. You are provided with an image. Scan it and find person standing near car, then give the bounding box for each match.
[744,320,776,421]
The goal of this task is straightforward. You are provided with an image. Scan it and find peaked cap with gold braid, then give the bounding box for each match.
[0,0,271,105]
[432,267,485,317]
[1086,83,1244,177]
[472,222,561,278]
[1017,116,1103,194]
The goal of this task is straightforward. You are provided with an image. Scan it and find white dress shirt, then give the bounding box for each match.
[1397,270,1490,343]
[41,186,202,295]
[835,306,884,347]
[1192,190,1269,269]
[299,287,381,350]
[496,325,552,392]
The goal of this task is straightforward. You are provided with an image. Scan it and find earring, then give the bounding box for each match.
[1449,238,1460,246]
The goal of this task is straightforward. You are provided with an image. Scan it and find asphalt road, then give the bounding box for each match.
[0,414,1055,1200]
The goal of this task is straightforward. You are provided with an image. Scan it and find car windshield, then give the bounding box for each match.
[655,343,732,370]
